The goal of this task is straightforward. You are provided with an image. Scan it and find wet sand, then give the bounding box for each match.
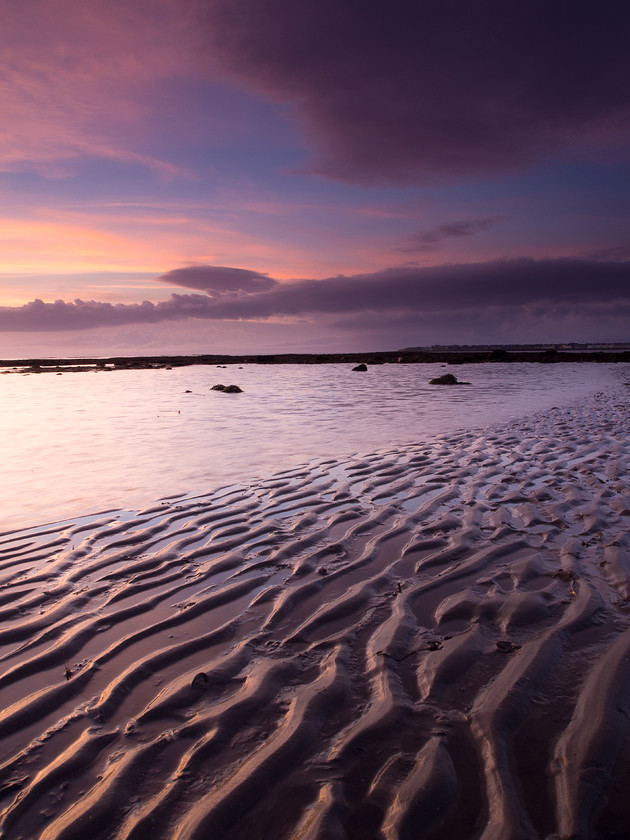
[1,386,629,839]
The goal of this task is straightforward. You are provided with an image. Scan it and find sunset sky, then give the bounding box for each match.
[1,0,629,356]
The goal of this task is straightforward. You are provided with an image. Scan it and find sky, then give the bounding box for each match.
[1,0,629,357]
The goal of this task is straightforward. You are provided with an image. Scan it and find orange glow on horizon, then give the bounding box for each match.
[0,202,421,307]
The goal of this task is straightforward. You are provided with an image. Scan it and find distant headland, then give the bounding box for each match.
[1,343,629,374]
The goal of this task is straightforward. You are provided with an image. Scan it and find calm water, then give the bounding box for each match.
[0,362,623,531]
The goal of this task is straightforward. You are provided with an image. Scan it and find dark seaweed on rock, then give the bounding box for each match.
[0,388,629,839]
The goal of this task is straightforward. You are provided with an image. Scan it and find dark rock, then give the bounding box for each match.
[212,383,243,393]
[352,363,368,372]
[429,373,471,385]
[191,672,209,690]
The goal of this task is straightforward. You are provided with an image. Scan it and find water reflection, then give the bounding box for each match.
[0,362,620,530]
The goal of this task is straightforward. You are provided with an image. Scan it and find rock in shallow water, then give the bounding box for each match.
[429,373,470,385]
[211,384,243,392]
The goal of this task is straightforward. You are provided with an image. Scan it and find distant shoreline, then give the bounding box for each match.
[2,347,630,373]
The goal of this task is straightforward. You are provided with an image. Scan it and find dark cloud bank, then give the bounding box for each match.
[198,0,630,182]
[1,259,628,336]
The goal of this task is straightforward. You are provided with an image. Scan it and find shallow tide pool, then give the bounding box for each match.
[0,361,623,531]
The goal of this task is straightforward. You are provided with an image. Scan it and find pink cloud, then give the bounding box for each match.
[0,0,196,175]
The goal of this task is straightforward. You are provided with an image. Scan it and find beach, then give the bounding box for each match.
[1,381,630,839]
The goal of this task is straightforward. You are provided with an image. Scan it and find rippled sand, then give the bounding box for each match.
[1,387,630,839]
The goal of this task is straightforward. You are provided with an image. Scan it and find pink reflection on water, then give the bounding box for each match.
[0,362,617,531]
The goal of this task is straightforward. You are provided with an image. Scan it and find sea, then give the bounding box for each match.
[0,361,624,532]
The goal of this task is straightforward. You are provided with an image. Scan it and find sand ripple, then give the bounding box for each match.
[1,388,630,839]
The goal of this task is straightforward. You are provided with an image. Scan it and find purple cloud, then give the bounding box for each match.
[0,295,217,332]
[1,258,628,335]
[198,0,630,182]
[400,217,506,252]
[158,265,277,295]
[186,258,630,320]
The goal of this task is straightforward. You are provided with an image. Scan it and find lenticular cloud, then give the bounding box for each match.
[158,265,277,296]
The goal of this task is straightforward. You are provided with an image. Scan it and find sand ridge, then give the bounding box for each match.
[0,387,629,839]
